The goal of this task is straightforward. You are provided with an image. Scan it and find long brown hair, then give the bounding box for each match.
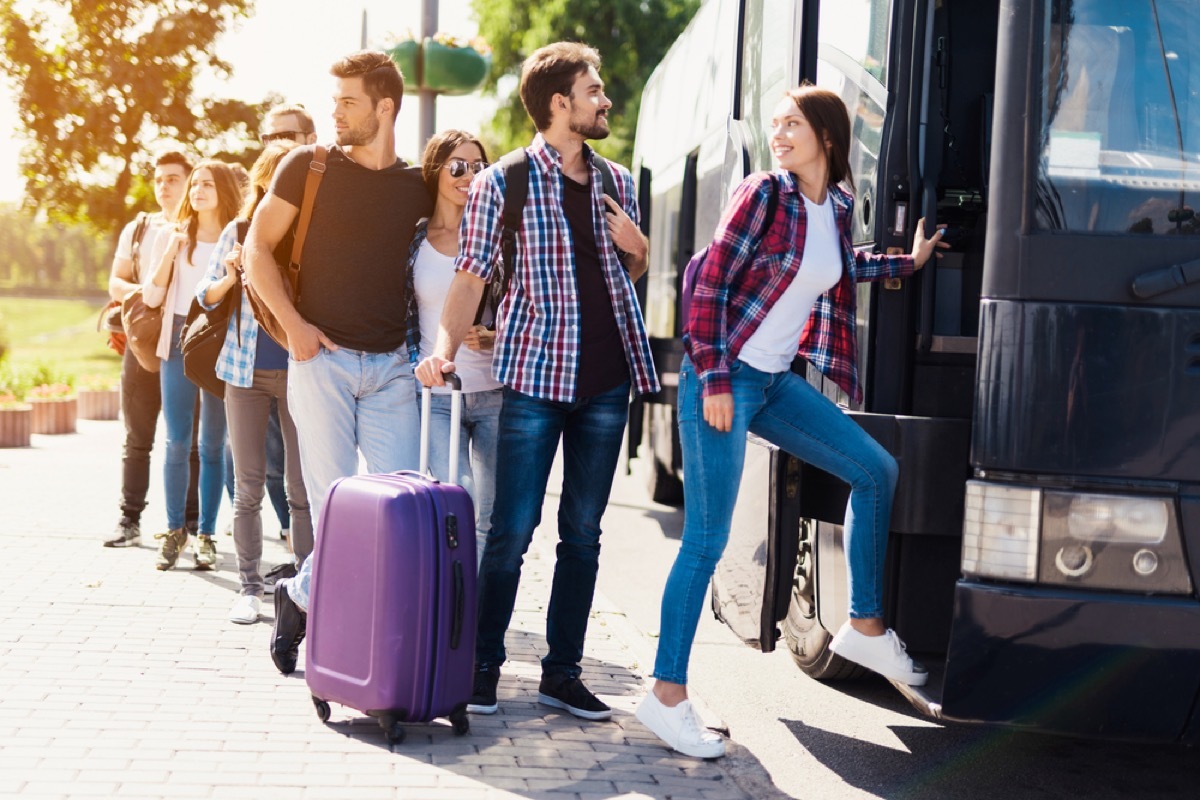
[784,85,855,192]
[174,160,243,261]
[420,129,490,200]
[241,141,299,220]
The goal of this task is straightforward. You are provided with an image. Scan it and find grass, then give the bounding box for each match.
[0,296,122,386]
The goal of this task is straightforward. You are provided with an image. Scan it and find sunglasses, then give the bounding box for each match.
[444,158,488,178]
[261,131,304,144]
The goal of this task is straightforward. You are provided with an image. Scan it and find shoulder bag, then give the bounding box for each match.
[180,220,249,398]
[245,145,327,349]
[121,228,176,373]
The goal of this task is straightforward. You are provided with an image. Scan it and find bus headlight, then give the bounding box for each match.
[961,481,1040,581]
[1041,491,1191,594]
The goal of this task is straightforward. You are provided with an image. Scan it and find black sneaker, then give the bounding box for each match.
[270,582,306,675]
[538,674,612,721]
[103,517,140,548]
[263,562,297,595]
[467,665,500,715]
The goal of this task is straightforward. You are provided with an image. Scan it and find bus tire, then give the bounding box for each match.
[781,522,866,682]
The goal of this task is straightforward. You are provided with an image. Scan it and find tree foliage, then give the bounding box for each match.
[471,0,701,166]
[0,0,270,243]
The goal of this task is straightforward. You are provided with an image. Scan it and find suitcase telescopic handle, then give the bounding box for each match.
[419,372,463,484]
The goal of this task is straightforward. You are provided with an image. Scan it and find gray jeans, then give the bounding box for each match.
[225,369,312,597]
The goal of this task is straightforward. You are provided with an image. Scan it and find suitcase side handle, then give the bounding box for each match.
[451,560,465,649]
[419,373,463,484]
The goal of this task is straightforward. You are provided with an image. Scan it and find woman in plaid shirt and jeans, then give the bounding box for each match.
[636,86,947,759]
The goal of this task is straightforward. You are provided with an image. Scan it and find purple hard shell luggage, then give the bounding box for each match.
[305,375,476,742]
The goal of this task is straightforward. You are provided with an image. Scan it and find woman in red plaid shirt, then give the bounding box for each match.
[637,86,946,759]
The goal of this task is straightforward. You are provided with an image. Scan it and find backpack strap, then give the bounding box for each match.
[289,145,328,270]
[594,157,628,271]
[231,219,251,347]
[129,212,150,283]
[474,148,529,326]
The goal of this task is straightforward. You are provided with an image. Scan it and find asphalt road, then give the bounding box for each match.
[591,453,1200,800]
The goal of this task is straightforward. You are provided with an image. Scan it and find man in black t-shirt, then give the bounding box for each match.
[244,50,433,675]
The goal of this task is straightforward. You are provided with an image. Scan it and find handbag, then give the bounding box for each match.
[245,144,327,349]
[180,221,249,399]
[121,287,168,373]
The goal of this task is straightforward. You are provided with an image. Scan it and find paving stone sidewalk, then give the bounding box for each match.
[0,420,752,800]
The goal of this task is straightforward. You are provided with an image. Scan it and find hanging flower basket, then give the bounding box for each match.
[386,33,491,96]
[388,39,421,87]
[0,399,31,448]
[422,36,491,96]
[77,389,120,420]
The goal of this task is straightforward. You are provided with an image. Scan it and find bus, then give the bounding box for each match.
[630,0,1200,741]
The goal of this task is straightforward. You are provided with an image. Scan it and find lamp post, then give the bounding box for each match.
[418,0,438,148]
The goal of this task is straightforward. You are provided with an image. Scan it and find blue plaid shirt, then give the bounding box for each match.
[195,220,266,389]
[455,133,659,402]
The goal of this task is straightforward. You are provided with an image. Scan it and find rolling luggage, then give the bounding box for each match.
[305,375,476,743]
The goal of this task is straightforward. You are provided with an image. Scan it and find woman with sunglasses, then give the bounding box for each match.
[406,129,501,565]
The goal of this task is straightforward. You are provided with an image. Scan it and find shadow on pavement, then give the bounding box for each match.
[782,715,1200,800]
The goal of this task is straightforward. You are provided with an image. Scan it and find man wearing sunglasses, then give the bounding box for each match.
[261,103,317,147]
[417,41,657,722]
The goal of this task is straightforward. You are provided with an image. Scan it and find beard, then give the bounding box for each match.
[568,113,610,141]
[336,113,381,147]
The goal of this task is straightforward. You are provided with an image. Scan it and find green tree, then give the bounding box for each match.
[471,0,700,165]
[0,0,269,250]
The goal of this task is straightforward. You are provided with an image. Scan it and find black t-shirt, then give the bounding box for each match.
[270,145,433,352]
[561,174,629,398]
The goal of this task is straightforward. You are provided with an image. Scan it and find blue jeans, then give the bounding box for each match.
[264,399,290,531]
[284,346,421,610]
[476,382,631,678]
[161,314,227,534]
[420,388,503,569]
[653,356,898,684]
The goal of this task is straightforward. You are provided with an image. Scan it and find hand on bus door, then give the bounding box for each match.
[703,393,734,432]
[911,217,949,270]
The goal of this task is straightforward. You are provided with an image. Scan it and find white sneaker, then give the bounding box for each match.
[635,691,726,759]
[228,595,262,625]
[829,622,928,685]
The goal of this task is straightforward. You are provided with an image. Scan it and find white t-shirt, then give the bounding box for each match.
[738,193,843,374]
[413,238,501,394]
[172,241,217,316]
[114,212,169,283]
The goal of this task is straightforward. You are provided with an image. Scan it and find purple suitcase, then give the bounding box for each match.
[305,376,476,742]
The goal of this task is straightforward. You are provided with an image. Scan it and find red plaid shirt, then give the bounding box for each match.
[684,170,914,402]
[456,134,659,402]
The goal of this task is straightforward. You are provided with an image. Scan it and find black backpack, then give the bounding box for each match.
[474,149,625,325]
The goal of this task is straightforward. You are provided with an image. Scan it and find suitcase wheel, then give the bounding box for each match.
[450,709,470,736]
[379,714,406,744]
[311,696,331,723]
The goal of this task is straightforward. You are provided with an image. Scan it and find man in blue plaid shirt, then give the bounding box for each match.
[417,41,659,721]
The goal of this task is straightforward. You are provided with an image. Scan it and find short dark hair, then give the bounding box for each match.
[420,129,490,199]
[519,42,601,131]
[330,50,405,121]
[784,85,854,191]
[155,150,193,173]
[265,103,315,135]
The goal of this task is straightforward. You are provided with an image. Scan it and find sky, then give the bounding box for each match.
[0,0,486,203]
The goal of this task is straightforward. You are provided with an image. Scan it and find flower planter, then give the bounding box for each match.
[77,389,120,421]
[0,405,32,448]
[388,39,420,86]
[422,37,490,95]
[30,397,77,435]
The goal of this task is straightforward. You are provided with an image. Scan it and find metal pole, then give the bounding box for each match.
[360,9,367,49]
[418,0,438,148]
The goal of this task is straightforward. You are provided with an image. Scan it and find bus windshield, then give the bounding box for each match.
[1036,0,1200,235]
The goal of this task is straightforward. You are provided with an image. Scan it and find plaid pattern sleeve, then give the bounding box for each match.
[685,172,783,397]
[198,219,260,389]
[455,134,658,402]
[405,221,428,366]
